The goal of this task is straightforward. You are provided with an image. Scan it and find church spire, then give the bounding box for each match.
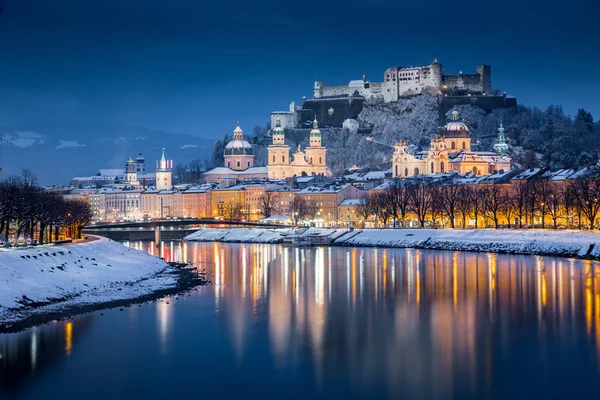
[272,116,285,145]
[310,116,322,147]
[493,120,509,157]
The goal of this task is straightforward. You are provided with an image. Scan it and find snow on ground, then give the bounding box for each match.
[185,227,600,259]
[184,228,286,243]
[334,229,600,258]
[0,237,176,324]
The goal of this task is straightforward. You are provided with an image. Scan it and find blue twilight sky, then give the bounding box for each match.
[0,0,598,139]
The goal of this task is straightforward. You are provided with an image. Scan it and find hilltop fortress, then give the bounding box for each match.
[271,59,514,130]
[314,58,491,102]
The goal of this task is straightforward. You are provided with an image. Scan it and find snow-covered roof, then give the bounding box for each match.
[98,168,124,177]
[339,199,363,206]
[298,184,350,194]
[225,139,252,150]
[349,80,365,86]
[511,168,542,181]
[238,167,268,175]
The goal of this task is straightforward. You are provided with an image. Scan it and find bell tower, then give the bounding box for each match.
[267,116,291,179]
[155,148,172,190]
[124,157,139,185]
[305,117,327,171]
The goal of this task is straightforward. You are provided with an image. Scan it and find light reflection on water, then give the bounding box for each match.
[1,241,600,399]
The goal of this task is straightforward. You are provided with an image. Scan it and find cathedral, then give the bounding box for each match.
[203,123,268,183]
[392,108,511,178]
[267,116,328,179]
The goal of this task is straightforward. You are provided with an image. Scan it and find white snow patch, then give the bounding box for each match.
[55,140,86,149]
[0,237,176,325]
[181,144,198,149]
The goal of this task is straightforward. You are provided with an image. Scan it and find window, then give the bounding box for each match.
[462,141,466,149]
[227,161,231,167]
[319,157,322,164]
[414,168,419,175]
[405,168,408,177]
[440,162,444,173]
[282,155,285,162]
[395,165,399,176]
[451,141,456,150]
[473,167,477,175]
[430,162,434,173]
[247,161,250,167]
[272,155,275,163]
[237,161,240,168]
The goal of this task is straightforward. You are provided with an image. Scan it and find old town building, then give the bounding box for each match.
[392,108,511,178]
[267,117,328,179]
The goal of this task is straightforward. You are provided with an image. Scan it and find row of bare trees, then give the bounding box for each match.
[360,174,600,230]
[0,177,93,246]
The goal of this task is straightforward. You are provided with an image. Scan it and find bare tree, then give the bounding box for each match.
[258,192,274,218]
[481,184,504,228]
[569,176,600,230]
[406,179,432,228]
[438,182,461,228]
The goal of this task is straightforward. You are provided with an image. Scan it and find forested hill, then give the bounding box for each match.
[207,94,600,176]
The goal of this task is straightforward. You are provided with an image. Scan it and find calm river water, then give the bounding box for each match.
[2,241,600,399]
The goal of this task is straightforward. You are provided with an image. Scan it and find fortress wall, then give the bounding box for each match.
[270,112,297,129]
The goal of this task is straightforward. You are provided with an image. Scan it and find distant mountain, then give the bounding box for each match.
[0,120,215,185]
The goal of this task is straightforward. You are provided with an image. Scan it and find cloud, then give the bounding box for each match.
[55,140,86,149]
[180,144,198,149]
[3,131,45,148]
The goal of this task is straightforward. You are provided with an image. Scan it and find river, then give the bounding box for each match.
[2,241,600,399]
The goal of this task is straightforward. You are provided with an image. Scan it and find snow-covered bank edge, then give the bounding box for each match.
[333,229,600,259]
[0,236,204,333]
[185,227,600,259]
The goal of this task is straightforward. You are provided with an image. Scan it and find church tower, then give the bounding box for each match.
[305,117,327,170]
[267,116,291,179]
[155,148,173,190]
[124,157,139,185]
[493,121,509,157]
[135,151,146,175]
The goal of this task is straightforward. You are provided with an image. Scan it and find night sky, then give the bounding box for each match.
[0,0,598,139]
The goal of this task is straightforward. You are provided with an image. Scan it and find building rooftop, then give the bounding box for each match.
[298,184,350,194]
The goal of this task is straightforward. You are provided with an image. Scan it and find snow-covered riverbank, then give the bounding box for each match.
[335,229,600,258]
[184,227,600,259]
[0,237,179,330]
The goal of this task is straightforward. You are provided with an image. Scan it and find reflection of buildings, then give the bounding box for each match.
[144,241,600,397]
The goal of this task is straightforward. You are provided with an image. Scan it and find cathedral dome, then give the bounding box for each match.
[224,139,253,155]
[224,124,253,156]
[439,107,470,138]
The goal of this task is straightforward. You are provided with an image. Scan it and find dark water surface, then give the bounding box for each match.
[2,241,600,399]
